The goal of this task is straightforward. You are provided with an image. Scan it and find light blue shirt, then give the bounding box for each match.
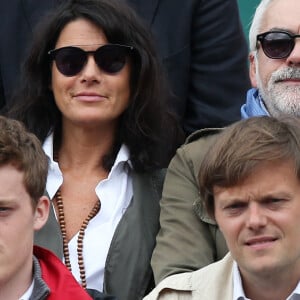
[240,88,269,119]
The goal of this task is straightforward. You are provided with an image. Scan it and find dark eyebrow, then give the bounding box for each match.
[259,192,291,202]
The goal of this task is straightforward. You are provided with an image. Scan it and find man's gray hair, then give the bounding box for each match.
[249,0,274,52]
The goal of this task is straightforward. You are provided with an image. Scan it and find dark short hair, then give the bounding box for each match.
[0,116,48,206]
[8,0,183,172]
[199,116,300,218]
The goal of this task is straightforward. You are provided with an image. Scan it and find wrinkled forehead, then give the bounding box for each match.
[261,0,300,33]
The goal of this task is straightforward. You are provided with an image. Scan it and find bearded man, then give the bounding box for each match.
[151,0,300,285]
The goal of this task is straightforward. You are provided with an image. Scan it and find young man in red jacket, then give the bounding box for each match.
[0,115,100,300]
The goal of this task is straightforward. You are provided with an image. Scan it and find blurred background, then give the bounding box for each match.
[238,0,260,43]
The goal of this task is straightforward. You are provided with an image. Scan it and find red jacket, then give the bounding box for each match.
[34,246,92,300]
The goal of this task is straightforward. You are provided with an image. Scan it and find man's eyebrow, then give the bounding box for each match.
[269,27,294,33]
[0,199,15,205]
[259,192,291,200]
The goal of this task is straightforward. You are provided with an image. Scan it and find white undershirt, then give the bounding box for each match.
[43,134,133,291]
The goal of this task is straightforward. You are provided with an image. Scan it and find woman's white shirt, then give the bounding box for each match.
[43,133,133,291]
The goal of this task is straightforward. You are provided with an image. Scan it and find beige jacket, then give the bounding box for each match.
[144,253,233,300]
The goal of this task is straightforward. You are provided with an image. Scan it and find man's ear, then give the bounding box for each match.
[33,196,50,231]
[249,52,258,88]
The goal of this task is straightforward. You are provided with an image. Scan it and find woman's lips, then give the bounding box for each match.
[74,93,108,102]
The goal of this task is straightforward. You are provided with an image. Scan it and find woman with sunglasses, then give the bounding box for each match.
[7,0,183,299]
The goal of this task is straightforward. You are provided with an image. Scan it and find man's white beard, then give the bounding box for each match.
[257,66,300,117]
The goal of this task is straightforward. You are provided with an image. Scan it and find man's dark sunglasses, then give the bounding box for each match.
[256,30,300,59]
[48,44,134,76]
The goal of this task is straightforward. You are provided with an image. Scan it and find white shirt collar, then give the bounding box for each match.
[43,132,131,199]
[233,261,300,300]
[233,261,249,300]
[287,282,300,300]
[19,280,34,300]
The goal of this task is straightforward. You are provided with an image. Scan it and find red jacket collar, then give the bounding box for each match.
[33,245,92,300]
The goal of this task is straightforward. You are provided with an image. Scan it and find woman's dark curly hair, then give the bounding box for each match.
[8,0,183,172]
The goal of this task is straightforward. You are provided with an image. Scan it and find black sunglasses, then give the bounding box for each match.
[48,44,134,76]
[256,30,300,59]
